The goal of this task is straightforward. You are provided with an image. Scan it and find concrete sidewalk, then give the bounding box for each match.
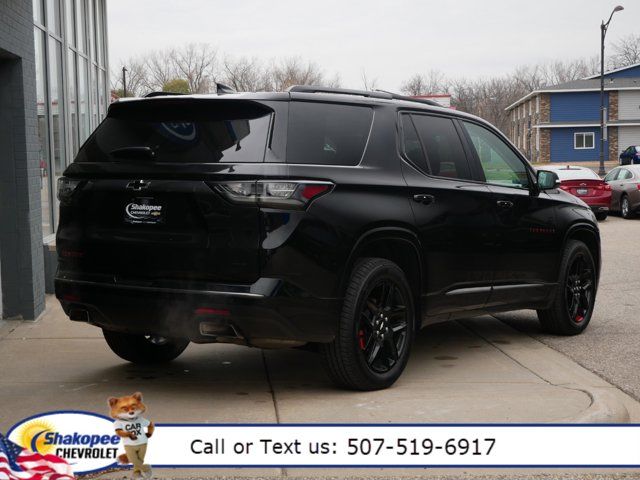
[1,296,639,479]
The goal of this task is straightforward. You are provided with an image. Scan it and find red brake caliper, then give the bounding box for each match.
[358,329,366,350]
[575,314,584,323]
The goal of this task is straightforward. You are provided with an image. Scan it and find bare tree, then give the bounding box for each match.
[449,76,522,134]
[400,70,448,96]
[610,34,640,69]
[110,58,149,97]
[221,56,272,92]
[361,69,378,91]
[171,43,218,94]
[269,57,333,91]
[513,57,598,91]
[144,50,178,92]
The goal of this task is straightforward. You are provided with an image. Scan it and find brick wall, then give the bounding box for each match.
[608,126,618,162]
[506,94,551,163]
[539,94,550,123]
[0,0,45,319]
[609,91,618,121]
[539,128,551,163]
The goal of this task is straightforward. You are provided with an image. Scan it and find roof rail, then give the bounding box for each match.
[144,91,186,98]
[287,85,442,107]
[374,89,441,107]
[288,85,393,100]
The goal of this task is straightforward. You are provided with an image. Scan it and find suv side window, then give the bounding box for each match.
[286,102,373,166]
[462,121,530,189]
[411,114,472,180]
[400,114,428,171]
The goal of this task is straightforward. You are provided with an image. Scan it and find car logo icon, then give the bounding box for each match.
[127,180,150,191]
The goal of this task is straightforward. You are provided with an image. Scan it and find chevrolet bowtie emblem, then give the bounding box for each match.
[127,180,150,191]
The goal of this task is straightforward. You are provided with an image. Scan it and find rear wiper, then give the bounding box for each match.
[109,146,156,160]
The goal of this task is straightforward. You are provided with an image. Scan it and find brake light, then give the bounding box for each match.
[213,181,333,209]
[604,184,611,191]
[560,185,570,191]
[636,184,640,190]
[300,184,331,200]
[57,177,83,204]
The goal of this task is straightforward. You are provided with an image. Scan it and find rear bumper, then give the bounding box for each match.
[55,276,340,345]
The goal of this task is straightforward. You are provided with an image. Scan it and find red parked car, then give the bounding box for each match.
[544,165,611,221]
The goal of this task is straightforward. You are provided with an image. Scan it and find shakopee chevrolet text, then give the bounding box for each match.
[55,86,601,390]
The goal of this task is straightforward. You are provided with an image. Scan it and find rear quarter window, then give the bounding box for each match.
[286,102,373,166]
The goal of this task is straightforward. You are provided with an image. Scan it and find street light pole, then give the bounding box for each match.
[122,66,128,98]
[599,5,624,176]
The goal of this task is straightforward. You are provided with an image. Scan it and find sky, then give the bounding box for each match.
[107,0,638,92]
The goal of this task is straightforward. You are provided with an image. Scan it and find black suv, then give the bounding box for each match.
[55,86,601,390]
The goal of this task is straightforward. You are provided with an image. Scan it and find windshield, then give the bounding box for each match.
[75,100,272,163]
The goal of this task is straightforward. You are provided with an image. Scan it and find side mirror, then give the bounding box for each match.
[537,170,560,191]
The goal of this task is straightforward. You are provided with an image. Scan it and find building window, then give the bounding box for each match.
[34,27,53,236]
[34,0,109,237]
[75,0,86,52]
[33,0,44,24]
[46,0,62,36]
[574,132,595,150]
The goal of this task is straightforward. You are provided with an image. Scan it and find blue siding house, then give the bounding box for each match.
[506,63,640,164]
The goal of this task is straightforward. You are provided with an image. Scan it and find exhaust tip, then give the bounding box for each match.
[69,308,90,322]
[199,320,241,338]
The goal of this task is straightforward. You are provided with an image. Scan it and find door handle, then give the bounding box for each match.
[413,194,435,205]
[496,200,514,209]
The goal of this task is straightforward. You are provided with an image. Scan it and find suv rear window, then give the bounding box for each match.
[286,102,373,166]
[75,100,272,163]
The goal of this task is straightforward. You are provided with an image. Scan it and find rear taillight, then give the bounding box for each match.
[636,184,640,190]
[594,183,611,191]
[213,181,332,209]
[57,177,82,204]
[560,185,570,191]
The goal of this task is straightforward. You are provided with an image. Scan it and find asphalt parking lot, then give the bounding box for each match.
[498,214,640,401]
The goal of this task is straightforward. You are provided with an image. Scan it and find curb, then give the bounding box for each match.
[562,385,630,423]
[462,317,634,424]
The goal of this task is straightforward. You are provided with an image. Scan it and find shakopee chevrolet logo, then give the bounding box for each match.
[124,199,164,225]
[7,411,119,474]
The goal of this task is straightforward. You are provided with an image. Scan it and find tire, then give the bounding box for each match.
[621,195,634,219]
[103,329,189,363]
[537,240,596,336]
[595,212,608,221]
[320,258,415,391]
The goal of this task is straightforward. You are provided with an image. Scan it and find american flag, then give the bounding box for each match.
[0,433,74,480]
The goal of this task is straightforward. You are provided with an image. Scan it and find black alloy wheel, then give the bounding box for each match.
[321,258,415,390]
[565,253,594,325]
[357,280,409,374]
[537,240,596,335]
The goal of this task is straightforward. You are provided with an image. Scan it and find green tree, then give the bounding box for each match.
[162,78,190,94]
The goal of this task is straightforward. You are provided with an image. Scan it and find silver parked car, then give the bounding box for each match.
[604,165,640,219]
